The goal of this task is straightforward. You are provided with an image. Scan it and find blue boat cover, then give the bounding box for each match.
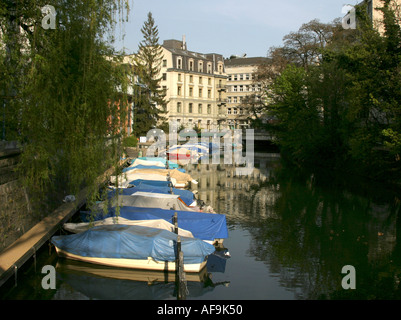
[128,179,173,187]
[51,225,215,264]
[108,184,195,206]
[81,207,228,241]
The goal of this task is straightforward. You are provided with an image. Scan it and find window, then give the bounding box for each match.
[239,85,243,92]
[207,89,211,98]
[189,75,193,83]
[177,57,182,69]
[233,86,238,92]
[198,61,203,73]
[233,97,237,103]
[228,108,232,115]
[189,87,193,97]
[177,86,182,96]
[227,97,232,103]
[189,59,194,71]
[218,63,223,74]
[162,73,167,81]
[178,73,182,81]
[207,104,211,114]
[189,103,193,113]
[198,104,202,114]
[207,63,212,74]
[208,78,212,85]
[233,108,237,115]
[228,75,232,81]
[233,74,238,81]
[246,74,250,80]
[199,76,203,85]
[162,59,167,67]
[199,88,202,98]
[239,74,243,80]
[177,102,182,113]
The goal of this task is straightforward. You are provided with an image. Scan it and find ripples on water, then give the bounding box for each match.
[2,154,401,300]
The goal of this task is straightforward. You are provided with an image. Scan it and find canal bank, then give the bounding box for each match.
[0,159,127,288]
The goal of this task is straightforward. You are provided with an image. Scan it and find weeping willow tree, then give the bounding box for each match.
[1,0,132,214]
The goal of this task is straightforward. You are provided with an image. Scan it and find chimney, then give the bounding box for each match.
[182,35,187,50]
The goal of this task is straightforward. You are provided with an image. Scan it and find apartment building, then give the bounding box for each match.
[224,56,270,129]
[160,38,227,131]
[367,0,401,33]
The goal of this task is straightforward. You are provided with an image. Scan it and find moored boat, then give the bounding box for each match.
[81,206,228,245]
[51,224,216,273]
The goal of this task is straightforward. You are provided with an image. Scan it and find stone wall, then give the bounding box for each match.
[0,142,34,252]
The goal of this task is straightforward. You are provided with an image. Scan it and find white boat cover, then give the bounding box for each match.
[130,158,166,168]
[127,169,195,185]
[63,217,194,238]
[92,192,199,212]
[123,192,199,211]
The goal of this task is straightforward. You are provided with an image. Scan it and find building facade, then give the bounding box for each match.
[159,38,227,131]
[367,0,401,33]
[224,57,270,129]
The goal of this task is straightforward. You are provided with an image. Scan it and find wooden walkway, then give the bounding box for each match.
[0,163,123,287]
[0,189,86,287]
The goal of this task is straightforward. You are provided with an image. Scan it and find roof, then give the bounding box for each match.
[224,57,270,67]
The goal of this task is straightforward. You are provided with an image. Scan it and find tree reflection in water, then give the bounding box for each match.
[188,156,401,300]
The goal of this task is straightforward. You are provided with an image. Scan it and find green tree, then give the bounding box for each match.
[0,0,132,212]
[134,12,167,136]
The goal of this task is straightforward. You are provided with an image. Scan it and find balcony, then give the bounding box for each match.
[216,84,227,92]
[217,98,227,106]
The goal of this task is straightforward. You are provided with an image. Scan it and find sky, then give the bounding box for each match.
[114,0,361,58]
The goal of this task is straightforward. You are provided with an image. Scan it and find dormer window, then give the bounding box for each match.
[177,57,182,69]
[218,62,224,74]
[198,61,204,73]
[189,59,194,71]
[207,62,212,74]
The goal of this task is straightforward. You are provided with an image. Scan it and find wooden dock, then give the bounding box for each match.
[0,188,86,287]
[0,162,124,288]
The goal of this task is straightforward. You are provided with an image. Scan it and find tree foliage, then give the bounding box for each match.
[1,0,132,213]
[259,0,401,181]
[133,12,167,136]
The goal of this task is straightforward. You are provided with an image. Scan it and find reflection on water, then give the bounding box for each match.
[187,155,401,299]
[2,154,401,300]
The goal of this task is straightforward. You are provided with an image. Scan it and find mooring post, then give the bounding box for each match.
[174,212,178,234]
[176,235,187,300]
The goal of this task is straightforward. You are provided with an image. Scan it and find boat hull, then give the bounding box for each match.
[55,247,207,273]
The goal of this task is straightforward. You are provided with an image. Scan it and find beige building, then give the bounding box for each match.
[354,0,401,34]
[159,38,227,131]
[367,0,401,33]
[224,57,269,129]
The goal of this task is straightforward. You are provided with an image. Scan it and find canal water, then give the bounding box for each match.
[1,153,401,300]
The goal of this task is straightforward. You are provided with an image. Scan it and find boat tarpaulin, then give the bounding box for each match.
[108,185,196,206]
[81,206,228,241]
[63,217,194,238]
[51,225,215,264]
